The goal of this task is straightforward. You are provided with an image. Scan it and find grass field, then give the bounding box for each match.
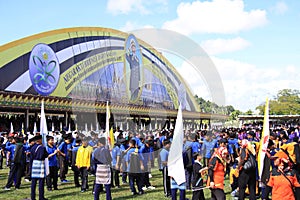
[0,165,234,200]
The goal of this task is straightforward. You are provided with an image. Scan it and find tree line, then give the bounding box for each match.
[194,89,300,121]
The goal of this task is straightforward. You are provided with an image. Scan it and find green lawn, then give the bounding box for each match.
[0,165,234,200]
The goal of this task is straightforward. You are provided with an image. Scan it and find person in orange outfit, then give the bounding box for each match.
[262,151,300,200]
[207,146,230,200]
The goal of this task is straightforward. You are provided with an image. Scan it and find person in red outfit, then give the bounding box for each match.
[262,151,300,200]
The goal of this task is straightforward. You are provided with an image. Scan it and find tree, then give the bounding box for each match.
[256,89,300,115]
[244,109,253,115]
[194,95,240,120]
[230,110,242,121]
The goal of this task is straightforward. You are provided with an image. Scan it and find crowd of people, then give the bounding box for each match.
[0,123,300,200]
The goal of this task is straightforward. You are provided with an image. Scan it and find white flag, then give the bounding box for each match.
[120,122,123,131]
[96,122,99,132]
[40,100,50,175]
[168,103,185,185]
[85,123,88,132]
[40,101,48,141]
[33,122,37,135]
[10,122,14,134]
[60,122,62,132]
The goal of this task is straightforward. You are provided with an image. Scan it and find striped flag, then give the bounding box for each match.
[168,103,185,185]
[106,101,114,148]
[258,98,270,181]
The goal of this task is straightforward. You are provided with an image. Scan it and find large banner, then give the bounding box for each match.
[0,27,197,111]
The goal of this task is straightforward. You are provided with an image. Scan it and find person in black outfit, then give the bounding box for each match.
[238,139,257,200]
[0,136,5,169]
[71,138,81,187]
[192,152,206,200]
[93,137,112,200]
[4,137,26,190]
[30,135,49,200]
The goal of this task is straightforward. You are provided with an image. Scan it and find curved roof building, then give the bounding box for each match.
[0,27,227,131]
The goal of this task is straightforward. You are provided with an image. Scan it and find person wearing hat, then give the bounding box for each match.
[93,137,112,200]
[30,135,49,200]
[125,38,141,101]
[262,150,300,200]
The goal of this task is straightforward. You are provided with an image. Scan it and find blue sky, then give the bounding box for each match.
[1,0,300,111]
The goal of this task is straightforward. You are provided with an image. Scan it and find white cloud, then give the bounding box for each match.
[120,21,154,32]
[107,0,149,15]
[175,56,300,111]
[120,21,139,32]
[162,0,268,35]
[271,1,288,15]
[106,0,168,15]
[201,37,251,55]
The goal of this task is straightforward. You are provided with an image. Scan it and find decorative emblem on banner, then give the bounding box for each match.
[29,43,60,96]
